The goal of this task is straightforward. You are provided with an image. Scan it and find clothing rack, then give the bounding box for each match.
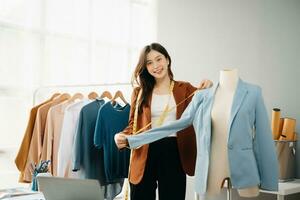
[29,82,132,200]
[33,82,132,106]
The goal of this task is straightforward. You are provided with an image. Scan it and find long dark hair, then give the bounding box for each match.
[131,43,174,113]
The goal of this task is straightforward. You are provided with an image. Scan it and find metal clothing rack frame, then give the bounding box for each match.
[33,82,132,106]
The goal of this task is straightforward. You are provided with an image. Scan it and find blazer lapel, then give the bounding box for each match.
[144,92,152,128]
[206,83,218,118]
[228,79,248,133]
[173,81,185,119]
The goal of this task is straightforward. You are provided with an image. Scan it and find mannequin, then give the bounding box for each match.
[208,69,259,197]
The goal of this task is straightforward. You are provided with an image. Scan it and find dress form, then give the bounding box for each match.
[208,69,259,197]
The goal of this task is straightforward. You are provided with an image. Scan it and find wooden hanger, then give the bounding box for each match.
[50,93,61,100]
[112,90,128,104]
[88,91,99,100]
[100,91,113,100]
[53,93,71,103]
[68,92,84,103]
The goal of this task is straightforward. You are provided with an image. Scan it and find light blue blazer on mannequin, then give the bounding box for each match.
[127,79,278,194]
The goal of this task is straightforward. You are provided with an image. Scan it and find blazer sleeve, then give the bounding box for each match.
[253,87,279,191]
[121,87,140,135]
[127,90,204,149]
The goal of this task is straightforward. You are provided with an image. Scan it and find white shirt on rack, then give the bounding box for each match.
[57,99,92,178]
[151,93,177,137]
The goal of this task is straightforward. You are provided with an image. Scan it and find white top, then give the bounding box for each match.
[151,93,177,137]
[57,99,92,178]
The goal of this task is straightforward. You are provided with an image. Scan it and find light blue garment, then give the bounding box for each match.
[127,79,278,194]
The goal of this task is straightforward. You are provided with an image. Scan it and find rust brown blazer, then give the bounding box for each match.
[122,80,197,184]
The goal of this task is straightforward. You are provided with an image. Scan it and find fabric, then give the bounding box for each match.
[121,80,197,184]
[40,101,75,176]
[72,99,106,182]
[72,99,123,200]
[57,99,91,178]
[23,96,69,182]
[15,97,53,182]
[94,102,131,182]
[130,137,186,200]
[127,79,279,194]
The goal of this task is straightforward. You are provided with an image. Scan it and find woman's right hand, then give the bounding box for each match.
[114,132,129,149]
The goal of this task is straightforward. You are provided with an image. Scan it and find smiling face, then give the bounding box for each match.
[146,50,170,81]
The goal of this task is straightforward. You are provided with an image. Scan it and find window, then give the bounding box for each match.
[0,0,156,188]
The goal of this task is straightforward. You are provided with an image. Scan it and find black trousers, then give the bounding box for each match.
[130,137,186,200]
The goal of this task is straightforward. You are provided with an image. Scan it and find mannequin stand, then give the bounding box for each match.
[221,177,232,200]
[226,178,232,200]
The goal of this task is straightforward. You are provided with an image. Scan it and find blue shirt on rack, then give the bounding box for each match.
[94,102,131,182]
[72,99,106,183]
[72,99,123,200]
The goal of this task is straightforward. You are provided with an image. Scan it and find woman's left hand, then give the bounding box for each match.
[114,132,129,149]
[198,79,213,89]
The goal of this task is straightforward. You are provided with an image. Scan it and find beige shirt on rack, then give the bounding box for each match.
[23,96,70,182]
[40,100,75,176]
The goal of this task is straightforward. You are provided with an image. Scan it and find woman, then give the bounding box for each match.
[114,43,212,200]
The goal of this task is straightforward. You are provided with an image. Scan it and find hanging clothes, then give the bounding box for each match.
[40,100,76,176]
[72,99,106,182]
[57,99,92,178]
[15,97,54,182]
[22,95,69,182]
[72,99,123,200]
[94,102,131,182]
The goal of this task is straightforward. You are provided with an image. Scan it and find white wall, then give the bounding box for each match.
[157,0,300,199]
